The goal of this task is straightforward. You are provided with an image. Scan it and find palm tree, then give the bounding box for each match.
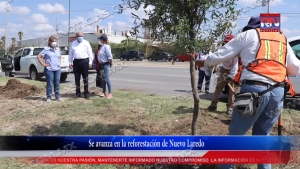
[11,37,16,51]
[18,31,23,47]
[1,36,6,49]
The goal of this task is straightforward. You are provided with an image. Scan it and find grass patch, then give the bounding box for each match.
[0,78,299,169]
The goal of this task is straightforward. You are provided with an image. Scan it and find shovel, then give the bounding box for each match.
[276,87,292,164]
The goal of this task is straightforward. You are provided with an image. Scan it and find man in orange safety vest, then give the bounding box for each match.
[204,16,300,169]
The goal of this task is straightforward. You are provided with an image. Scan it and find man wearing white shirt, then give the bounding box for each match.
[196,47,212,93]
[207,34,239,115]
[69,32,94,99]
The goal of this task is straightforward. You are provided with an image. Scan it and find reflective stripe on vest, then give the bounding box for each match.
[233,57,243,84]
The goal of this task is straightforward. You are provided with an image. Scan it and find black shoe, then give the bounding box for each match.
[207,105,217,111]
[74,94,81,98]
[85,95,90,99]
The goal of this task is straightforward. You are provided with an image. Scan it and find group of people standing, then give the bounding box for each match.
[37,31,113,103]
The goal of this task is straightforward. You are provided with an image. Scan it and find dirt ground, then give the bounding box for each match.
[0,79,300,169]
[0,79,43,99]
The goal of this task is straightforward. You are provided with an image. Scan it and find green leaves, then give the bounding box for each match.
[118,0,244,54]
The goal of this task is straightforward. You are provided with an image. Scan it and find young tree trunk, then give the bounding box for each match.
[189,53,200,135]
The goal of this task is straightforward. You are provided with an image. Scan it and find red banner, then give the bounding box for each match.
[22,151,300,165]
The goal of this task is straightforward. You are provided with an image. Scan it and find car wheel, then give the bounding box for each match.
[148,57,152,61]
[162,58,166,61]
[133,57,137,61]
[120,57,124,61]
[127,59,130,61]
[30,66,41,80]
[176,58,180,62]
[140,59,143,61]
[5,71,14,77]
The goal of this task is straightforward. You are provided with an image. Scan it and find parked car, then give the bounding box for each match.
[0,54,12,72]
[0,47,71,82]
[222,36,300,95]
[120,50,144,61]
[174,53,199,62]
[148,52,174,61]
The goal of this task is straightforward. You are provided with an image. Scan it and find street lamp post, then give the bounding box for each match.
[68,0,70,49]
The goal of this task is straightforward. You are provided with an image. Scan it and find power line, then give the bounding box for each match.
[72,0,118,5]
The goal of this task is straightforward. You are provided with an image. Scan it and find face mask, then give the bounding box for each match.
[99,41,103,45]
[51,42,57,47]
[77,37,83,42]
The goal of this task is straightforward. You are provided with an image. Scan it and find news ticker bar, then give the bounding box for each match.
[20,151,296,164]
[1,136,296,150]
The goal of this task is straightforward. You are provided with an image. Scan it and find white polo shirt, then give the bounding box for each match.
[69,39,94,64]
[196,52,212,71]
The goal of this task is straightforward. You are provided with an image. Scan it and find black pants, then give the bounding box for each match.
[96,68,103,88]
[73,58,89,97]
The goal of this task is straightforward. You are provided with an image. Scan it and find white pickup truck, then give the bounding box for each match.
[0,47,71,82]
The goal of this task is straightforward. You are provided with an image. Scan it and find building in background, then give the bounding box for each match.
[17,24,150,47]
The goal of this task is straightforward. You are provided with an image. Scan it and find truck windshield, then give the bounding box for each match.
[33,48,44,55]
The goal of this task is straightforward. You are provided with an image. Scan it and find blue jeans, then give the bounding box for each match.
[198,70,210,90]
[102,64,112,93]
[220,84,284,169]
[44,68,61,99]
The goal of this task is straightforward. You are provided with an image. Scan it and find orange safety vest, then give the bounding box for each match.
[233,28,296,97]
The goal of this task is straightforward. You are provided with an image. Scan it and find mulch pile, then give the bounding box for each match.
[0,79,43,98]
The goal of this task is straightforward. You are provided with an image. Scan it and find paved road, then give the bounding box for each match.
[0,64,220,97]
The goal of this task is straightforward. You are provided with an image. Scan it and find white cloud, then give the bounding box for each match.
[114,21,131,29]
[281,28,300,35]
[37,3,65,13]
[281,16,288,23]
[237,0,284,7]
[60,8,115,33]
[0,1,30,15]
[291,5,297,9]
[123,4,154,19]
[20,13,49,24]
[32,24,55,32]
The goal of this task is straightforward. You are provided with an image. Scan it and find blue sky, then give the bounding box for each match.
[0,0,299,44]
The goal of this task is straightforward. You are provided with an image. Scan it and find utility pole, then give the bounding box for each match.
[267,0,270,13]
[54,10,61,47]
[5,7,10,55]
[262,0,270,13]
[68,0,70,49]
